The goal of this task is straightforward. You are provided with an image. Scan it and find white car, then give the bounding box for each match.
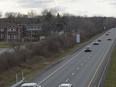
[59,83,73,87]
[93,41,99,45]
[21,83,41,87]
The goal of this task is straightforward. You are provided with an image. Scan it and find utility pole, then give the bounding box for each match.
[6,28,8,43]
[31,28,32,42]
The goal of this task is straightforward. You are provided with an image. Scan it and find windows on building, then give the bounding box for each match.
[8,27,16,31]
[14,35,17,39]
[0,34,4,39]
[13,28,16,31]
[0,28,4,32]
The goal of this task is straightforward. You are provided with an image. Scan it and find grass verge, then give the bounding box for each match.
[104,47,116,87]
[0,42,12,48]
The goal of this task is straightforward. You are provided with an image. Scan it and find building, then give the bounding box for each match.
[0,22,21,41]
[25,24,42,37]
[0,23,42,42]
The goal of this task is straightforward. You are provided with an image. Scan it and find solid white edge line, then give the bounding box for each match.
[65,79,69,82]
[38,50,84,84]
[87,31,115,87]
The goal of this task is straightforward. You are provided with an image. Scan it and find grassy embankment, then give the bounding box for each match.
[0,42,12,48]
[104,47,116,87]
[0,32,105,87]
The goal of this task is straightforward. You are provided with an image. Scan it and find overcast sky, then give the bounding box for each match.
[0,0,116,17]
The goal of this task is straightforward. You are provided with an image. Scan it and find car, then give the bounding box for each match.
[84,46,91,52]
[98,39,101,42]
[59,83,73,87]
[93,41,99,45]
[106,33,109,35]
[107,37,112,40]
[21,83,41,87]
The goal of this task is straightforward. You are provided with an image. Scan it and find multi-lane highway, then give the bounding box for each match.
[30,28,116,87]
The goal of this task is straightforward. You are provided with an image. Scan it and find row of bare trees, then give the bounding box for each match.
[0,34,75,72]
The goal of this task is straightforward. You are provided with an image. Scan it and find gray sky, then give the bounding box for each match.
[0,0,116,17]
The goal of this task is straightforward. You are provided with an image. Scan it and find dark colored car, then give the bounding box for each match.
[85,46,91,52]
[98,39,101,42]
[106,33,109,35]
[107,37,112,40]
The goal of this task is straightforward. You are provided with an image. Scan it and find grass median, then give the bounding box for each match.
[104,47,116,87]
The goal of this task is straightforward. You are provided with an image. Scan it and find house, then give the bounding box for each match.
[0,23,42,42]
[25,24,42,37]
[0,22,21,41]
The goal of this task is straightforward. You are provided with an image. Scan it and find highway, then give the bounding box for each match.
[30,28,116,87]
[0,48,14,54]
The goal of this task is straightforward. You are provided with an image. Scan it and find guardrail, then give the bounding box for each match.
[11,71,25,87]
[11,78,25,87]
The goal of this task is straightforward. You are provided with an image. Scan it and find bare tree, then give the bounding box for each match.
[28,10,37,18]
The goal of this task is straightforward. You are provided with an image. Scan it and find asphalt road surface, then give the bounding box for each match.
[0,48,14,54]
[30,28,116,87]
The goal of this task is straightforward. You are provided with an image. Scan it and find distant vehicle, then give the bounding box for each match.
[58,83,73,87]
[21,83,41,87]
[93,41,99,45]
[106,33,109,35]
[107,37,112,40]
[84,46,91,52]
[98,39,101,42]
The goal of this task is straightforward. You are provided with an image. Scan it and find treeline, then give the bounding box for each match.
[0,35,76,72]
[0,10,116,72]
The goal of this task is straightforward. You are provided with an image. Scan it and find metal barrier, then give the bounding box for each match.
[11,71,25,87]
[11,78,25,87]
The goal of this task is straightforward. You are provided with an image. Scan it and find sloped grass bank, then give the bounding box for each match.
[104,48,116,87]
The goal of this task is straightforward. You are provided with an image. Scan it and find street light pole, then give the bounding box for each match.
[31,28,32,42]
[6,28,8,43]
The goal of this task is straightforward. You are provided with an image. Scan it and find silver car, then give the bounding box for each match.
[59,83,73,87]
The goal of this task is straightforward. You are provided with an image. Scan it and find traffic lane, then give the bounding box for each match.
[86,37,114,87]
[32,28,107,83]
[90,30,116,87]
[68,38,109,87]
[39,40,103,87]
[39,28,115,86]
[38,42,100,86]
[87,38,114,87]
[32,48,88,84]
[31,47,85,82]
[32,37,100,83]
[31,29,111,85]
[34,35,106,85]
[39,50,93,87]
[31,38,97,83]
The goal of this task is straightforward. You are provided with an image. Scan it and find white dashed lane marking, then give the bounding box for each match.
[85,59,87,62]
[88,57,90,59]
[81,63,83,66]
[72,73,75,76]
[65,79,69,82]
[77,67,80,70]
